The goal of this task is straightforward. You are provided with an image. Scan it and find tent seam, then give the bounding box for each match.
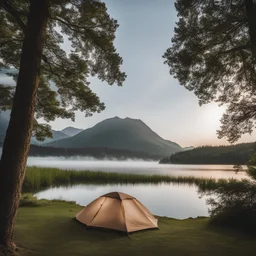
[88,197,107,225]
[121,200,128,233]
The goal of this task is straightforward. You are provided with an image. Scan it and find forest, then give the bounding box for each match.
[159,143,256,165]
[28,144,160,160]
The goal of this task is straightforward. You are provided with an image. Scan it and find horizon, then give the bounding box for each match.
[49,116,255,148]
[1,0,256,147]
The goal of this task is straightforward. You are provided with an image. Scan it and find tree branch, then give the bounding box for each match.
[52,16,107,51]
[2,1,26,33]
[0,39,23,48]
[41,59,64,83]
[53,16,97,31]
[219,44,251,55]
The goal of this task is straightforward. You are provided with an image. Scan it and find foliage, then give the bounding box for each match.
[246,152,256,179]
[159,142,256,164]
[19,194,47,207]
[0,0,126,140]
[163,0,256,143]
[206,179,256,232]
[204,152,256,232]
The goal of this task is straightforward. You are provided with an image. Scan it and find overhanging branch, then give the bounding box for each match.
[219,44,251,55]
[0,39,23,48]
[2,1,26,33]
[52,16,107,52]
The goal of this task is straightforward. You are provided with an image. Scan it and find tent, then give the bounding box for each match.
[76,192,158,233]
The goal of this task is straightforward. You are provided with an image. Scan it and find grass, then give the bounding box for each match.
[14,197,256,256]
[23,166,247,193]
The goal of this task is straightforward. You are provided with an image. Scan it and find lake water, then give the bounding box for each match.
[36,183,210,219]
[31,157,249,219]
[27,156,248,179]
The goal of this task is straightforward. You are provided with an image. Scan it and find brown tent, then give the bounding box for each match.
[76,192,158,233]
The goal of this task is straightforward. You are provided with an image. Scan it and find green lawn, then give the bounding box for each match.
[14,199,256,256]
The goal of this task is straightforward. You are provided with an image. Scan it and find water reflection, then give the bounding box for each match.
[36,183,210,219]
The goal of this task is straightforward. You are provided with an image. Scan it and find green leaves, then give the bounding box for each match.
[164,0,256,143]
[50,0,126,86]
[0,0,126,140]
[32,120,52,142]
[35,77,75,122]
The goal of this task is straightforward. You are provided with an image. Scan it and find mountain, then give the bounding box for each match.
[61,126,83,137]
[51,130,70,141]
[159,143,256,165]
[183,146,194,151]
[46,117,183,157]
[33,130,70,145]
[0,111,69,145]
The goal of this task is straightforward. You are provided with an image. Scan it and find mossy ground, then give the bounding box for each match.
[13,196,256,256]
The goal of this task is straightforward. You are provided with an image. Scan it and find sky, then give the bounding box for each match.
[1,0,256,147]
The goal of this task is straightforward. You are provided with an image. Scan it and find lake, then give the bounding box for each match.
[30,157,248,219]
[36,183,210,219]
[27,156,248,179]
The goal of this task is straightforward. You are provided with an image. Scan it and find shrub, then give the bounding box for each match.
[206,153,256,232]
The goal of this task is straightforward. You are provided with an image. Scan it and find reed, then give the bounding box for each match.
[23,166,248,193]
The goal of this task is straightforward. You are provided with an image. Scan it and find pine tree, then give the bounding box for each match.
[164,0,256,143]
[0,0,126,251]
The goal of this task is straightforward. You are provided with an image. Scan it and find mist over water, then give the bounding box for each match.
[26,156,248,179]
[0,148,248,179]
[0,151,247,218]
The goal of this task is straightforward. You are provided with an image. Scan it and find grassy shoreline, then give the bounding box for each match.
[23,166,249,193]
[14,198,256,256]
[14,168,256,255]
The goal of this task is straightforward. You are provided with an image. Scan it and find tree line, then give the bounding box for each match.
[159,143,256,165]
[28,145,160,160]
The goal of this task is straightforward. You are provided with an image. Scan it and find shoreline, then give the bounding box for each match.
[23,166,251,194]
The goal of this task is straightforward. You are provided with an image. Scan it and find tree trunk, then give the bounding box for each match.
[245,0,256,61]
[0,0,49,251]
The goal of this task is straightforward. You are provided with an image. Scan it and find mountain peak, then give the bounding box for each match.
[124,117,142,122]
[61,126,83,137]
[46,117,183,157]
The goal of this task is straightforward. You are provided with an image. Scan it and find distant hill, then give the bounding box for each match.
[159,143,256,165]
[33,130,70,145]
[183,146,194,151]
[0,111,69,144]
[46,117,183,157]
[61,127,83,137]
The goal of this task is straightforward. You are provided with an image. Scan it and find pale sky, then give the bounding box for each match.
[1,0,256,147]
